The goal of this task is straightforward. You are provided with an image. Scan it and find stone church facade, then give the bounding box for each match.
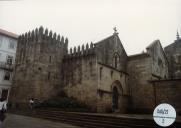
[9,27,181,114]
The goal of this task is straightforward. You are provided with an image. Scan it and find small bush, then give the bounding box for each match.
[38,97,91,112]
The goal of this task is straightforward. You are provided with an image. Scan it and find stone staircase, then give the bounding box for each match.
[29,109,181,128]
[10,108,181,128]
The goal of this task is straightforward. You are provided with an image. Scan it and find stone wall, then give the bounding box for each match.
[62,33,129,112]
[9,26,67,107]
[62,53,98,111]
[97,63,130,113]
[127,40,169,113]
[127,54,155,113]
[146,40,169,79]
[164,39,181,78]
[150,79,181,115]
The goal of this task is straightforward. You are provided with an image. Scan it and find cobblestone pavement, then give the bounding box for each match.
[3,114,79,128]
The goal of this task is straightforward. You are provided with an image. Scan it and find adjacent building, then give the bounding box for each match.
[164,32,181,78]
[0,28,18,100]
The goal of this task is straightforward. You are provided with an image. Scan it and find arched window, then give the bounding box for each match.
[115,55,118,68]
[113,53,119,69]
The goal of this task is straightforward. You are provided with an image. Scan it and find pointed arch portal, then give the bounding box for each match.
[111,80,123,112]
[112,86,119,110]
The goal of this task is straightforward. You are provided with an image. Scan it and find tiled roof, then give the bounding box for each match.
[128,53,150,60]
[0,28,18,39]
[94,35,114,45]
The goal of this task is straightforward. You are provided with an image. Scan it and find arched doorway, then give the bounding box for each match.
[111,80,123,112]
[112,86,119,111]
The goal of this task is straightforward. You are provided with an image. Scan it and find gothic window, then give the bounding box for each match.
[115,55,118,68]
[113,53,120,69]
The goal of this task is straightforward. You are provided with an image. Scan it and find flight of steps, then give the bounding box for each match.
[32,109,181,128]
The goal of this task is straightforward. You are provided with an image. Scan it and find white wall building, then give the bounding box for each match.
[0,28,18,100]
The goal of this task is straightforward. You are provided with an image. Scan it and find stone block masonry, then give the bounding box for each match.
[9,26,68,107]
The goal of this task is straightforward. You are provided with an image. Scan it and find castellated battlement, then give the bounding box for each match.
[11,26,69,102]
[65,42,95,59]
[16,26,69,65]
[18,26,68,47]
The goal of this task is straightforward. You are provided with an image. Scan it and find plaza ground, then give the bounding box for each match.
[3,112,181,128]
[3,114,79,128]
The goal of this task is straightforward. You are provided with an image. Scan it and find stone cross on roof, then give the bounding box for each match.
[113,27,117,34]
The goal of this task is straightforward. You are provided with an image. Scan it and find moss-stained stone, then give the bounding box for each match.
[9,27,181,114]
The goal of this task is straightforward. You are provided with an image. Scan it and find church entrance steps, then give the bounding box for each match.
[10,108,181,128]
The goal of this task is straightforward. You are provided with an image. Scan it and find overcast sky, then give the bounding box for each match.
[0,0,181,55]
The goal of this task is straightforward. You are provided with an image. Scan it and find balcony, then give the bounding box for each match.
[0,62,14,71]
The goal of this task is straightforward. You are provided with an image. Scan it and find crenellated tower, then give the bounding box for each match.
[16,26,68,65]
[10,26,68,108]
